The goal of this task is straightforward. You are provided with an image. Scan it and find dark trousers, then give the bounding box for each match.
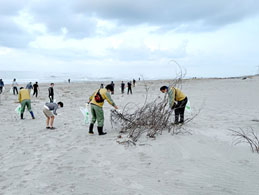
[13,87,18,95]
[174,97,188,123]
[0,87,3,94]
[49,95,54,103]
[127,88,132,94]
[121,87,124,94]
[33,90,38,97]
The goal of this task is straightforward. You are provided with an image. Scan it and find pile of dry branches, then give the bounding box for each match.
[229,128,259,153]
[111,62,198,144]
[111,97,173,142]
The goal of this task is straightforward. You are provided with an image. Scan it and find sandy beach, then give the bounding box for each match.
[0,76,259,195]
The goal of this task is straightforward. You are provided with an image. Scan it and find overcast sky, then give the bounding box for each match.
[0,0,259,79]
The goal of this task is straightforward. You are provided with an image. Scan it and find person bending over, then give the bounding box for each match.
[19,87,35,120]
[160,86,188,124]
[43,101,63,129]
[88,84,118,135]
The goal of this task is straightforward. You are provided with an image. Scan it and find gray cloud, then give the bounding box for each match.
[1,0,259,48]
[108,41,188,61]
[0,32,33,48]
[28,0,97,39]
[75,0,259,30]
[0,0,28,16]
[0,0,34,47]
[0,16,34,48]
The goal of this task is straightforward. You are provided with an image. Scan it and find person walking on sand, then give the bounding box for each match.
[12,78,19,95]
[48,83,54,102]
[160,86,188,124]
[110,81,115,94]
[121,81,125,94]
[33,82,39,98]
[19,87,35,120]
[127,81,132,94]
[133,79,136,87]
[26,82,33,95]
[88,84,118,135]
[43,102,63,129]
[0,79,4,94]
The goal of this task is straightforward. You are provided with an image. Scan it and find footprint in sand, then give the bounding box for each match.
[114,178,144,190]
[238,159,250,166]
[98,160,111,167]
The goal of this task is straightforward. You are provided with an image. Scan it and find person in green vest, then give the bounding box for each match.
[88,84,118,135]
[18,87,35,120]
[160,86,188,124]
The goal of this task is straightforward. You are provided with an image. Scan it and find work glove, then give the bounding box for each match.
[171,103,176,110]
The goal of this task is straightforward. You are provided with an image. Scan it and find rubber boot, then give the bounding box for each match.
[174,115,179,124]
[21,113,24,120]
[89,123,94,134]
[30,111,35,119]
[98,126,107,135]
[179,114,184,124]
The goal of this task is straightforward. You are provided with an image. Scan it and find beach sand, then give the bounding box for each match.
[0,77,259,194]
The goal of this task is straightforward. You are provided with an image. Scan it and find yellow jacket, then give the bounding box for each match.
[168,87,186,108]
[89,88,116,107]
[19,89,31,103]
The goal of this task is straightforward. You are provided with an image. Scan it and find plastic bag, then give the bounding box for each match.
[15,105,21,115]
[80,104,90,124]
[10,88,13,94]
[186,100,191,113]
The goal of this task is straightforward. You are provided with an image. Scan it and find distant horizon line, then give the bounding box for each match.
[0,69,257,81]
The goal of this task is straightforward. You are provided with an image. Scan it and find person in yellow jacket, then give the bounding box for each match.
[18,87,35,120]
[88,84,118,135]
[160,86,188,124]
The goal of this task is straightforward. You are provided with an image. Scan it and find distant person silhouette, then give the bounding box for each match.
[33,82,39,98]
[133,79,136,87]
[12,78,18,95]
[127,81,132,94]
[110,81,115,94]
[48,83,54,103]
[0,79,4,94]
[26,82,33,95]
[121,81,125,94]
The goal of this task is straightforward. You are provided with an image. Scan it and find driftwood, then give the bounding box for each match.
[111,96,173,142]
[111,62,198,144]
[229,127,259,153]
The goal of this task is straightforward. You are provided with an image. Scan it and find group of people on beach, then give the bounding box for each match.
[100,79,136,95]
[17,82,64,130]
[88,81,188,135]
[0,78,64,129]
[0,77,188,135]
[120,80,134,94]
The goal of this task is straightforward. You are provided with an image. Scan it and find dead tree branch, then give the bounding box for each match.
[111,61,199,145]
[229,127,259,153]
